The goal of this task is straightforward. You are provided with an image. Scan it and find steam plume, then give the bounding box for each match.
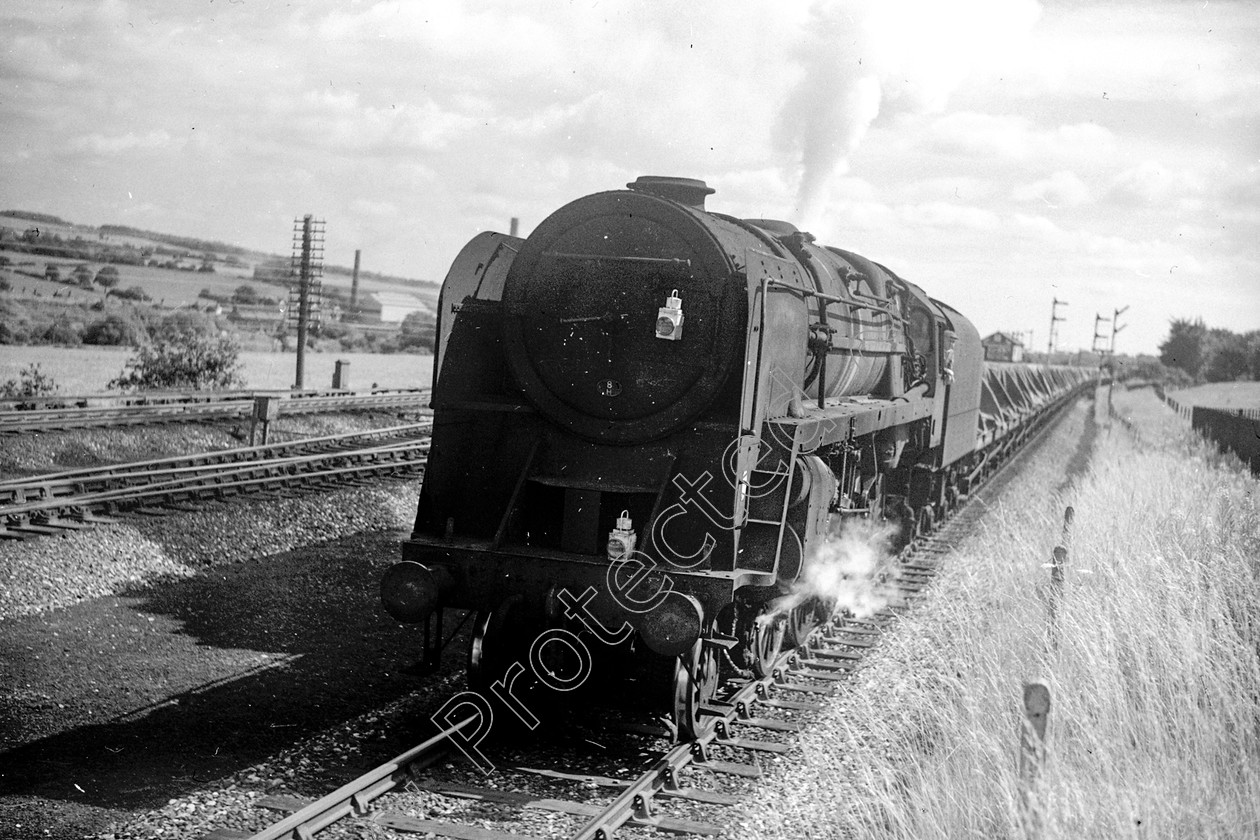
[766,517,899,623]
[778,0,1042,227]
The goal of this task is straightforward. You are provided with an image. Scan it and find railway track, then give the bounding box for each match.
[197,394,1082,840]
[0,423,432,539]
[0,388,432,434]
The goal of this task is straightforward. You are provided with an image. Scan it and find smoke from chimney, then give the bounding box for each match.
[778,0,1041,228]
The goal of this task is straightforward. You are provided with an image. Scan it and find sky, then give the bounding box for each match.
[1,0,1257,355]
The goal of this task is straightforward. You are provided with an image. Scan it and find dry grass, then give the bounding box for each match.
[729,397,1260,839]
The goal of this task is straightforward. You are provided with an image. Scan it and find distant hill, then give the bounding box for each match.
[0,210,70,226]
[0,210,437,288]
[98,225,251,258]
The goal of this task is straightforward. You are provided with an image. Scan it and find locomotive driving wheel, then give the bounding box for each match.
[672,636,720,741]
[786,598,825,648]
[737,610,786,678]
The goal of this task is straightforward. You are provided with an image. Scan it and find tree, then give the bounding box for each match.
[95,265,121,289]
[1202,329,1252,382]
[1158,318,1208,379]
[231,284,260,305]
[83,314,139,346]
[73,264,94,285]
[109,333,244,391]
[398,310,435,351]
[1115,355,1193,387]
[44,264,60,283]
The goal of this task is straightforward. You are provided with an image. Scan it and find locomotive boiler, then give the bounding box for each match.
[382,176,1088,738]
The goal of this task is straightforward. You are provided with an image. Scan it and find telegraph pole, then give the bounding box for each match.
[1047,297,1068,361]
[288,215,325,390]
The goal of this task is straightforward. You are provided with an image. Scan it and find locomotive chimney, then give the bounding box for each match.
[627,176,715,210]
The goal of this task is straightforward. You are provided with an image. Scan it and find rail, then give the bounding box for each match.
[0,388,433,434]
[0,424,432,539]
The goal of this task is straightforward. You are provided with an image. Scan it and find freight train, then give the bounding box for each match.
[382,176,1092,738]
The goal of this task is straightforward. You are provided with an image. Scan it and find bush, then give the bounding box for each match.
[152,310,217,341]
[0,321,29,344]
[0,277,10,293]
[112,285,150,302]
[40,318,82,345]
[83,314,140,346]
[95,266,121,288]
[0,363,59,398]
[109,333,244,391]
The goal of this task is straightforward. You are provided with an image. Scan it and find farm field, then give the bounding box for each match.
[1168,381,1260,410]
[1,246,440,311]
[0,345,433,394]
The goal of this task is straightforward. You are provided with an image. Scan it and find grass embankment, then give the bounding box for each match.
[731,396,1260,839]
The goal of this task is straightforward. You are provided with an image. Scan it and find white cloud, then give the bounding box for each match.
[1106,160,1205,205]
[0,35,84,83]
[1012,170,1092,208]
[899,201,1000,231]
[68,130,173,155]
[928,112,1117,164]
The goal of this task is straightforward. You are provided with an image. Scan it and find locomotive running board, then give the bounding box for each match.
[765,394,935,451]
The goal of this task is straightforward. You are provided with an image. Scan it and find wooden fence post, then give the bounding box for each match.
[1049,546,1067,592]
[1019,681,1052,835]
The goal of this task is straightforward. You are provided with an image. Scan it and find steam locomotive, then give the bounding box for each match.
[382,176,1091,738]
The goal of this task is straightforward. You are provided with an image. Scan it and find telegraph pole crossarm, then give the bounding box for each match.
[1093,313,1111,356]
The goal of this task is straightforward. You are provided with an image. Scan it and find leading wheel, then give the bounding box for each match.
[468,595,536,694]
